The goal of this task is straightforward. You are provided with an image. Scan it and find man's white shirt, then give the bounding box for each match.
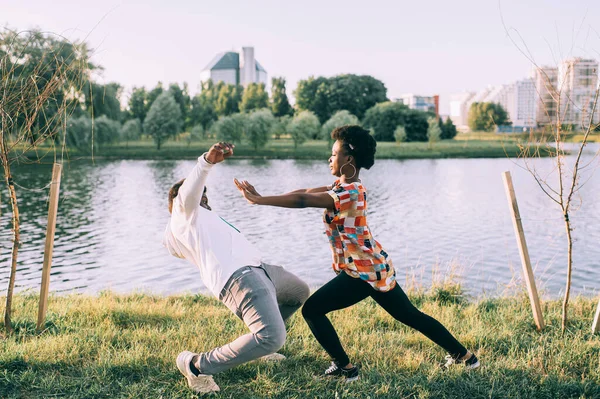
[163,155,262,297]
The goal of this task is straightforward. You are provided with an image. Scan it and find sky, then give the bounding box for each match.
[2,0,600,115]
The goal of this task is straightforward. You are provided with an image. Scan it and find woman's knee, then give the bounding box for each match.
[301,295,323,320]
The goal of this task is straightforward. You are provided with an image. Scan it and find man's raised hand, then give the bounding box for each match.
[205,142,235,164]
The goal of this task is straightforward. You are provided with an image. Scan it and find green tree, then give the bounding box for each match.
[121,118,142,147]
[246,109,275,150]
[271,115,291,140]
[363,102,408,142]
[295,74,387,123]
[0,28,94,331]
[188,124,205,146]
[270,77,293,117]
[468,102,511,132]
[294,76,330,122]
[394,125,407,142]
[128,87,147,122]
[240,83,269,113]
[94,115,121,145]
[145,82,164,115]
[65,114,120,152]
[168,83,191,128]
[190,81,219,129]
[213,113,246,143]
[321,110,360,141]
[83,82,123,121]
[65,114,93,152]
[404,110,429,142]
[289,111,320,148]
[143,92,182,150]
[441,117,458,139]
[215,84,243,116]
[427,117,442,148]
[0,28,96,142]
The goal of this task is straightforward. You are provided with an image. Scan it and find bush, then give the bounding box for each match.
[404,110,429,142]
[394,125,407,142]
[94,115,121,145]
[321,110,360,142]
[427,117,442,148]
[246,109,275,150]
[271,115,291,139]
[122,118,142,145]
[66,114,93,152]
[288,111,321,147]
[213,113,246,143]
[187,124,205,146]
[441,117,458,139]
[363,102,408,142]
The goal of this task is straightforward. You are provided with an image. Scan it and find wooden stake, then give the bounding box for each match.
[592,298,600,334]
[37,163,62,332]
[502,171,545,331]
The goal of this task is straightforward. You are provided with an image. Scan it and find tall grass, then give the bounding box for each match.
[1,288,599,398]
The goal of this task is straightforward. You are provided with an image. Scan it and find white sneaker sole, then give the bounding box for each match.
[176,350,220,393]
[466,360,481,370]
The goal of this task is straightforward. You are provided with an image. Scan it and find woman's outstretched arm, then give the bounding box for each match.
[286,186,331,194]
[235,179,334,209]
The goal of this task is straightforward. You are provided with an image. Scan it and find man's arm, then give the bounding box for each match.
[177,142,234,215]
[177,154,213,215]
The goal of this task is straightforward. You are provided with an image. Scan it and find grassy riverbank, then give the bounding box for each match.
[20,137,552,162]
[1,289,599,398]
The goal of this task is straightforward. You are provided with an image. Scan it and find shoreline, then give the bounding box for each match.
[12,138,561,162]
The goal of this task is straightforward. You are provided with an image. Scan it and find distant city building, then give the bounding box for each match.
[513,78,537,128]
[453,88,493,131]
[200,47,267,87]
[465,87,493,114]
[486,79,537,130]
[450,56,599,132]
[557,58,600,127]
[449,91,475,131]
[534,66,559,126]
[395,94,439,115]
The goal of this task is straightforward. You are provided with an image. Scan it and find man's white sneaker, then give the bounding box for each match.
[176,350,220,394]
[259,352,286,362]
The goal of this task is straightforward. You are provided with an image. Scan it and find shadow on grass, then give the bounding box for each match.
[109,310,178,329]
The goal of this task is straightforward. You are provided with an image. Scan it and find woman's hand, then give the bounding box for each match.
[234,178,262,205]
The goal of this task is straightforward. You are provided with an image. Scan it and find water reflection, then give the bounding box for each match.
[1,147,600,298]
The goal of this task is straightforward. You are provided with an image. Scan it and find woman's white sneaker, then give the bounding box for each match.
[442,353,480,370]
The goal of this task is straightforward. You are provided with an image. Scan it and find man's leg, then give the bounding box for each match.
[194,267,286,375]
[260,264,310,322]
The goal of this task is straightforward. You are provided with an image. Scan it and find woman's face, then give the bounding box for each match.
[329,140,350,177]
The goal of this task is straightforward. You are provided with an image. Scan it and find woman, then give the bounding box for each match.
[234,125,479,382]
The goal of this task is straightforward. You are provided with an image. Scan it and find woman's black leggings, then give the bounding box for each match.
[301,272,468,366]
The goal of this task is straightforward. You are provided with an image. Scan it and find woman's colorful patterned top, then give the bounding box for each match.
[323,180,396,292]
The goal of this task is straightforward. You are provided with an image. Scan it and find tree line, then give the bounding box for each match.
[2,29,459,153]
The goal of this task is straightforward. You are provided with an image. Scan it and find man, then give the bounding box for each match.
[163,142,310,394]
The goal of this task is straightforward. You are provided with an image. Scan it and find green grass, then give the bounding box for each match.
[18,137,549,162]
[1,290,599,398]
